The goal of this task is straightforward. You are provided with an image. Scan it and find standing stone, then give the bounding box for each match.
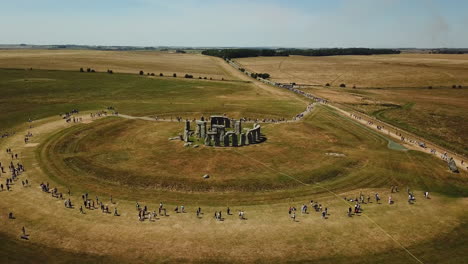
[224,118,231,128]
[196,121,207,139]
[200,121,207,139]
[195,124,200,138]
[204,135,211,146]
[185,120,190,131]
[231,133,238,147]
[240,133,246,146]
[223,134,230,146]
[183,129,189,142]
[252,129,258,143]
[234,120,242,135]
[246,131,253,145]
[214,134,221,146]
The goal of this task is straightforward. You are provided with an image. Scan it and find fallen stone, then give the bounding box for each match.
[326,152,346,157]
[203,174,210,179]
[183,142,192,147]
[448,158,459,173]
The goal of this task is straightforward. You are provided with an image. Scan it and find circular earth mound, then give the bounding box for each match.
[39,116,370,202]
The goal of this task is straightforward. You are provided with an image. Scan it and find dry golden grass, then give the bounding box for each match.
[0,52,467,263]
[0,49,234,80]
[237,54,468,156]
[237,54,468,88]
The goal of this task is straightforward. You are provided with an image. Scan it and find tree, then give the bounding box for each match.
[87,68,91,73]
[160,73,163,77]
[80,68,84,72]
[184,74,193,78]
[139,70,144,75]
[339,83,346,88]
[150,73,155,76]
[173,73,177,77]
[325,83,330,87]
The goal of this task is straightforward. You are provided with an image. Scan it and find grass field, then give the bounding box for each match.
[0,49,233,80]
[0,68,306,129]
[37,106,467,205]
[236,54,468,157]
[236,54,468,88]
[0,53,467,263]
[0,105,466,263]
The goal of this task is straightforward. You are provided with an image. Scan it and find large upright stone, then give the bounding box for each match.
[231,133,238,147]
[200,121,207,139]
[246,131,253,145]
[196,121,207,139]
[210,116,230,128]
[223,134,230,146]
[214,134,221,146]
[252,129,258,143]
[224,118,231,128]
[234,120,242,135]
[183,129,189,142]
[185,120,190,131]
[195,124,200,138]
[204,135,211,146]
[212,124,225,140]
[240,133,246,146]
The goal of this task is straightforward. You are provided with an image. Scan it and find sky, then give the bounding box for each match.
[1,0,467,48]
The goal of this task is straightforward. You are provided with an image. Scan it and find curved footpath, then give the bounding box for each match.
[231,59,467,172]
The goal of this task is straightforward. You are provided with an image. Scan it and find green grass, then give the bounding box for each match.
[1,68,467,263]
[342,87,468,156]
[36,105,468,206]
[0,68,305,129]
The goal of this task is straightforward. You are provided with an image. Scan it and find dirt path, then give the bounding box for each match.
[328,104,467,172]
[223,59,467,172]
[213,56,309,103]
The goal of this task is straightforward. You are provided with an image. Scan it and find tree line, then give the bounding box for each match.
[202,48,400,59]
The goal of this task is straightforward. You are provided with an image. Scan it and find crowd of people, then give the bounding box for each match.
[349,112,466,170]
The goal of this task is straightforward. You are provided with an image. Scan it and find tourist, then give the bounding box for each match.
[424,191,429,199]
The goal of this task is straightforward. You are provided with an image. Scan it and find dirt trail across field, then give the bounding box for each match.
[228,59,467,172]
[329,104,467,172]
[212,56,309,104]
